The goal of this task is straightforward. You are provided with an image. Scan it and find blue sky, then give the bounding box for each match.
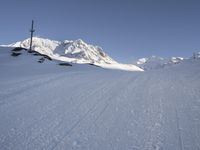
[0,0,200,63]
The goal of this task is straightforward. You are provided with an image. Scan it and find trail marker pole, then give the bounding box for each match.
[29,20,35,52]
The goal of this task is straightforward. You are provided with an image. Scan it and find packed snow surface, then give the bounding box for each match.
[0,47,200,150]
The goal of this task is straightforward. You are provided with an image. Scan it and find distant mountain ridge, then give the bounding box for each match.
[2,37,143,71]
[2,37,199,71]
[134,53,200,70]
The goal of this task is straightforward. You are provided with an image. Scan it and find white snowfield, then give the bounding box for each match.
[1,37,143,72]
[0,47,200,150]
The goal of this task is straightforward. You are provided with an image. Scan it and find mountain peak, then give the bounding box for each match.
[74,39,86,45]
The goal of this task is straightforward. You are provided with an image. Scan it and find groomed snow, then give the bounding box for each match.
[0,47,200,150]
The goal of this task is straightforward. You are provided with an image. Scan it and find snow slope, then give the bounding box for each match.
[1,37,143,71]
[0,47,200,150]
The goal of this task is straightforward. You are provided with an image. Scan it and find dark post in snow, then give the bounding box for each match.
[29,20,35,52]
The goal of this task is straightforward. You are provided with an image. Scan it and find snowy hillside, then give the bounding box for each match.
[2,37,143,71]
[134,56,184,70]
[0,46,200,150]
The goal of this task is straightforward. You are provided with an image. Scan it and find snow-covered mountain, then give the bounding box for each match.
[2,37,143,71]
[134,56,184,70]
[192,52,200,59]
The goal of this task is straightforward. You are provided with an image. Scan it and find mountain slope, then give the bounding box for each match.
[0,48,200,150]
[3,37,143,71]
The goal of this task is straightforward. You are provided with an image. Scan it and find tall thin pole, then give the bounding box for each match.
[29,20,35,52]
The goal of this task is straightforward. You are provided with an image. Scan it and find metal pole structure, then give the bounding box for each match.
[29,20,35,52]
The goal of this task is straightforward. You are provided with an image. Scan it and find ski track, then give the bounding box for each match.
[1,62,200,150]
[50,75,137,150]
[1,74,107,144]
[26,78,116,150]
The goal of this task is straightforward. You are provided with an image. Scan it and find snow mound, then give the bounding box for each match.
[3,37,143,71]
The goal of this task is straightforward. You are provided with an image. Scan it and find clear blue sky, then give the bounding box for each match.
[0,0,200,63]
